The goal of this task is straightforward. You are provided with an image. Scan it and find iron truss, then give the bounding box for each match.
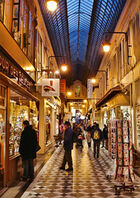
[38,0,126,84]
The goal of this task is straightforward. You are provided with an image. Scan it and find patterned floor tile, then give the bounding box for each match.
[21,142,140,198]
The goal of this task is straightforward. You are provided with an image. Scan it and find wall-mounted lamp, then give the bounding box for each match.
[46,0,58,12]
[54,70,60,75]
[61,65,68,72]
[48,55,68,77]
[91,78,96,84]
[83,100,87,103]
[67,91,72,96]
[103,32,132,65]
[102,41,111,53]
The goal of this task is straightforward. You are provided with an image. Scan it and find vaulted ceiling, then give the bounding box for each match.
[38,0,126,85]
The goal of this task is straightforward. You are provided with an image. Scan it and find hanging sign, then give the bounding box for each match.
[60,79,66,93]
[42,78,60,97]
[87,79,93,99]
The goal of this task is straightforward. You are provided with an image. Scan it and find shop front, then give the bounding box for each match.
[95,85,131,128]
[0,49,39,188]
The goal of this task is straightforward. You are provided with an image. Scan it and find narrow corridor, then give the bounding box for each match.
[21,143,140,198]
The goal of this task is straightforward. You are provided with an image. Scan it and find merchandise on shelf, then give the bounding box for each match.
[108,120,116,159]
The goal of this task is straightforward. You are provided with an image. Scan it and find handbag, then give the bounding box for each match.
[36,144,41,152]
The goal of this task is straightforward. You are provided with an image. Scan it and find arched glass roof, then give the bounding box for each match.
[38,0,126,83]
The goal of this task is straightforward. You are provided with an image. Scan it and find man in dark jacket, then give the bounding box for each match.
[19,120,37,181]
[91,123,102,158]
[60,121,73,171]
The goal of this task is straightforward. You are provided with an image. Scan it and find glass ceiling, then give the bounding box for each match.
[38,0,126,83]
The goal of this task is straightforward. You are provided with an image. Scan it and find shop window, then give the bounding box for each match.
[9,90,38,156]
[0,0,5,22]
[27,11,34,63]
[22,2,29,55]
[12,0,20,43]
[0,85,6,189]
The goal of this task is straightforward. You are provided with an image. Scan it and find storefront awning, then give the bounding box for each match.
[96,85,122,108]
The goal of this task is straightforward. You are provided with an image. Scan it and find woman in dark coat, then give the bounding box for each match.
[19,120,37,181]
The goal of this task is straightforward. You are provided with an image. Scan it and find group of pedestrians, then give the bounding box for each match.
[18,119,108,179]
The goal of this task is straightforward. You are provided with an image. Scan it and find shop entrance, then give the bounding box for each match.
[0,85,6,189]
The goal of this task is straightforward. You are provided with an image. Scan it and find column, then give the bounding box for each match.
[50,108,56,139]
[38,99,46,154]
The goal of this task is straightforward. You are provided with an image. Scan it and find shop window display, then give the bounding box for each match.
[0,85,6,188]
[29,101,39,130]
[9,100,29,156]
[9,90,39,156]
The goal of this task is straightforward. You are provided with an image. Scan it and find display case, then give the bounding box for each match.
[0,85,6,188]
[9,101,29,156]
[29,101,38,130]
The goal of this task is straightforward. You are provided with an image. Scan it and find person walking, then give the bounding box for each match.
[91,123,102,158]
[60,121,73,171]
[19,120,37,181]
[86,121,92,148]
[102,124,108,148]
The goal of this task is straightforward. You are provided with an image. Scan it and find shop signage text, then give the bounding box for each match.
[87,79,93,99]
[0,52,34,91]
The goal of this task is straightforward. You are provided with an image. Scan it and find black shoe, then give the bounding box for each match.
[60,167,65,170]
[28,178,34,182]
[65,168,73,171]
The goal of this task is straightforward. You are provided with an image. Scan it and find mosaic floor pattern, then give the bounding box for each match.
[21,142,140,198]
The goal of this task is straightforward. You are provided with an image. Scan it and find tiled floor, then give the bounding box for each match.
[21,142,140,198]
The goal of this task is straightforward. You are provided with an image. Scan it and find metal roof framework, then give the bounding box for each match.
[38,0,126,83]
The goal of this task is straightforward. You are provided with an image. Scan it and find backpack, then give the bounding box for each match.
[93,130,100,140]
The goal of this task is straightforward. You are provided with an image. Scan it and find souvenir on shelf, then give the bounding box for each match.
[108,120,116,159]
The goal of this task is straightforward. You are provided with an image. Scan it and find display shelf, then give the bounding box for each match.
[136,105,140,151]
[115,119,135,195]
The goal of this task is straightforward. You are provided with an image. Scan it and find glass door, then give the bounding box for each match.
[0,85,6,189]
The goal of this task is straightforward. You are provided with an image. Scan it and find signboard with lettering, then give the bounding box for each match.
[0,50,34,91]
[87,79,93,99]
[60,79,66,93]
[42,79,60,97]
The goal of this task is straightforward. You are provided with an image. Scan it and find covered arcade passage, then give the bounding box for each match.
[21,145,140,198]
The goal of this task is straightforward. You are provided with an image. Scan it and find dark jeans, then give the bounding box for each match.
[93,141,100,158]
[88,142,91,148]
[22,159,34,179]
[62,150,73,169]
[102,138,105,147]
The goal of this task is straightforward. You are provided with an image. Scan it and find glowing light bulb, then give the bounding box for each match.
[103,44,110,52]
[91,78,96,83]
[61,65,67,72]
[46,1,57,12]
